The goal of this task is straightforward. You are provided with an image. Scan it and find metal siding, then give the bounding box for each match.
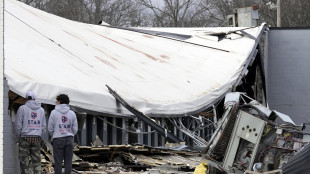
[268,29,310,130]
[282,143,310,174]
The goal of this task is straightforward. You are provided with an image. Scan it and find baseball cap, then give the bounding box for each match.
[26,90,36,100]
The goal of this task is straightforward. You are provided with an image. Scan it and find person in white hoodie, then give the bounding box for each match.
[15,90,46,174]
[48,94,78,174]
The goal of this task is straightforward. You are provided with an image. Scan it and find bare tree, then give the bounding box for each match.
[201,0,234,27]
[43,0,89,22]
[100,0,145,26]
[258,0,277,27]
[138,0,214,27]
[18,0,48,10]
[281,0,310,27]
[83,0,148,26]
[18,0,310,27]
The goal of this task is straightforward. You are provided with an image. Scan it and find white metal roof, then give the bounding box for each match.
[4,0,266,116]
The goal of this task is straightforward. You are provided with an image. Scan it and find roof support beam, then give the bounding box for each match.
[106,85,181,143]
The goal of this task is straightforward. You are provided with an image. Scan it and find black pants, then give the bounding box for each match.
[52,136,74,174]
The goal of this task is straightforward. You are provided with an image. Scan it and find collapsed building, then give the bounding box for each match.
[2,0,310,173]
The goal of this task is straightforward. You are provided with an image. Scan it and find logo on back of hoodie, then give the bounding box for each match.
[31,112,37,119]
[28,112,40,128]
[59,116,70,133]
[61,116,68,123]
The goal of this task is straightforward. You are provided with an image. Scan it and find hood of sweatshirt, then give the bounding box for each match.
[25,100,41,110]
[55,104,70,114]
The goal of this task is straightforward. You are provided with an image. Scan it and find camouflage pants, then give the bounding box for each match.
[19,138,41,174]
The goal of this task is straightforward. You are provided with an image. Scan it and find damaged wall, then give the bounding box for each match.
[267,28,310,131]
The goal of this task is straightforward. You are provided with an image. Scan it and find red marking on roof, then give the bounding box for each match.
[160,55,169,59]
[89,30,166,63]
[95,56,116,69]
[143,35,153,39]
[63,30,83,41]
[121,37,133,42]
[136,74,144,79]
[93,47,119,62]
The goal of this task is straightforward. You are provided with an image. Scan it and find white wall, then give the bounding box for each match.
[1,0,20,173]
[0,0,3,171]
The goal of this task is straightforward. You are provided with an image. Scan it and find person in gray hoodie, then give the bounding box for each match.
[15,90,46,174]
[48,94,78,174]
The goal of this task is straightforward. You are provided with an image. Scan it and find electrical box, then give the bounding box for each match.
[223,111,265,170]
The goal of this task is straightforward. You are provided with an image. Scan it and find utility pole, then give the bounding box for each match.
[277,0,281,27]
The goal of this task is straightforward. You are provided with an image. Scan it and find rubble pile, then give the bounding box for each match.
[41,143,203,174]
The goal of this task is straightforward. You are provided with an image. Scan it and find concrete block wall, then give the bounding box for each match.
[2,81,20,174]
